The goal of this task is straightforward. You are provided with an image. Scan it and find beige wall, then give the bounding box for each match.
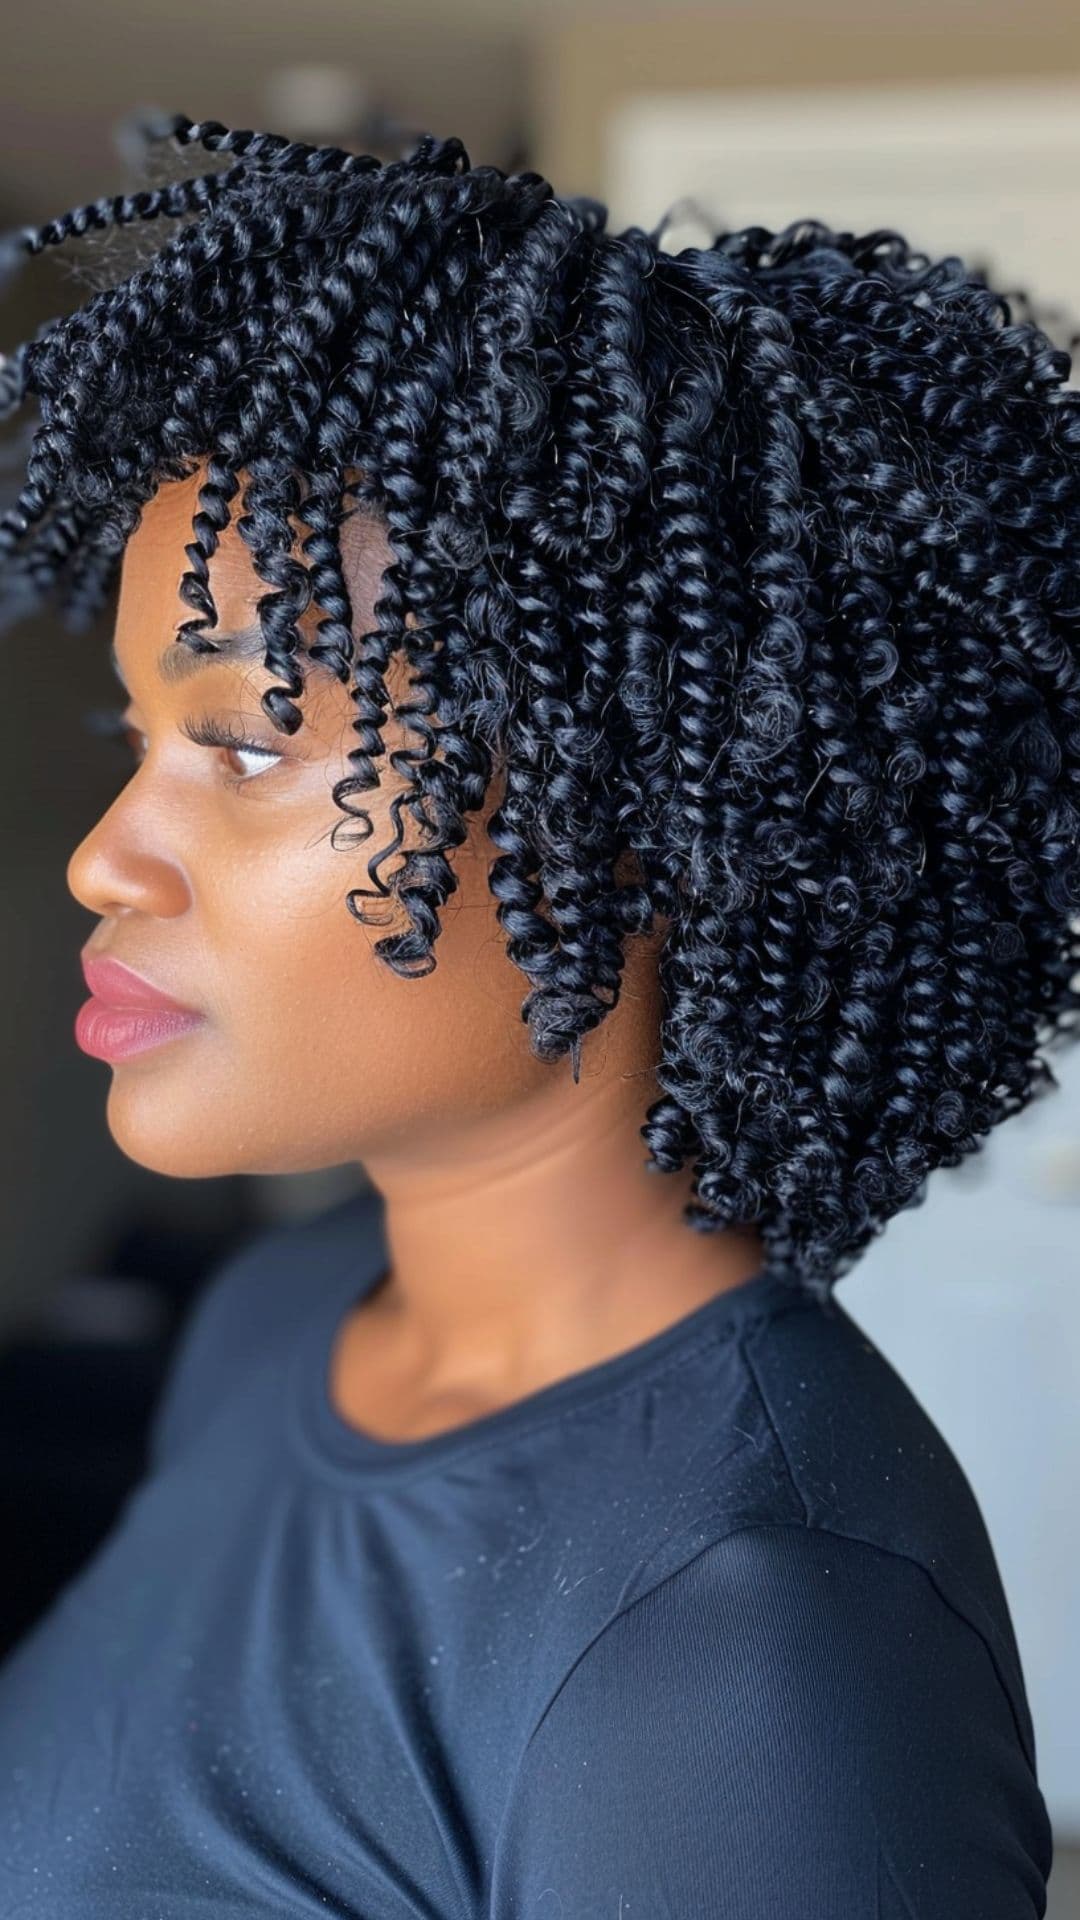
[528,9,1080,195]
[7,3,1080,220]
[0,12,527,224]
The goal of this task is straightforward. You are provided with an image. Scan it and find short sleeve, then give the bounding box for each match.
[488,1523,1052,1919]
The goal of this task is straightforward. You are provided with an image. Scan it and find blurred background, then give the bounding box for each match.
[1,1,1079,1908]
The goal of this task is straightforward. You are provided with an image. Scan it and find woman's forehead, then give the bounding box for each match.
[119,466,395,645]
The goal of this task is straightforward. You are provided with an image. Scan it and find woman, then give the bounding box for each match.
[0,110,1065,1914]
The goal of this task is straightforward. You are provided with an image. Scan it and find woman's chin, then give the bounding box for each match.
[101,1081,335,1181]
[102,1105,244,1179]
[100,1074,246,1180]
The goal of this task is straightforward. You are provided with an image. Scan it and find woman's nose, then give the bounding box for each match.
[66,791,193,923]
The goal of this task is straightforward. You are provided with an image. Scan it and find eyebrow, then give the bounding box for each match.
[109,622,273,692]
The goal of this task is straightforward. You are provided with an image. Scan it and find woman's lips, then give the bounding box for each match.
[74,1000,205,1062]
[75,951,206,1062]
[80,952,201,1014]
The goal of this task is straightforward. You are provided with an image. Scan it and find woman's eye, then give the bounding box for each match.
[179,714,285,785]
[81,706,286,789]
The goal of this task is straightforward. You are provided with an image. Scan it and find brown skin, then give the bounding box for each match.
[67,462,765,1443]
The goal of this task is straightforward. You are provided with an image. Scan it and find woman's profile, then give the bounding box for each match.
[0,108,1070,1914]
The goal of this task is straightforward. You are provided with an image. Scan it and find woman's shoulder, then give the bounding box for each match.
[738,1288,1030,1722]
[616,1283,1038,1783]
[493,1295,1055,1914]
[490,1515,1053,1918]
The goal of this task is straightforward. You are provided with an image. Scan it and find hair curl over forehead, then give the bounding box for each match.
[3,109,1080,1300]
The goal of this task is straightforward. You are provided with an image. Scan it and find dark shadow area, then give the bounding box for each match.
[0,1201,263,1662]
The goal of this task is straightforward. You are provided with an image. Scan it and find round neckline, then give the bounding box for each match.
[286,1240,805,1486]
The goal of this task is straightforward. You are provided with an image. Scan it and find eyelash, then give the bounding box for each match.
[82,705,286,790]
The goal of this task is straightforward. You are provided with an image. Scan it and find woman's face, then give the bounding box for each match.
[66,464,556,1180]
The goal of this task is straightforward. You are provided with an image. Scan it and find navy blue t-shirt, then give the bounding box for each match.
[0,1185,1053,1916]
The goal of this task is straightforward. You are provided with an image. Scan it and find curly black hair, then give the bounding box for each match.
[3,108,1080,1303]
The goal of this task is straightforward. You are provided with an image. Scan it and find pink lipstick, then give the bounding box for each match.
[75,952,206,1063]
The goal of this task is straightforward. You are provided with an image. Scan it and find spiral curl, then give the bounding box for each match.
[4,110,1080,1301]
